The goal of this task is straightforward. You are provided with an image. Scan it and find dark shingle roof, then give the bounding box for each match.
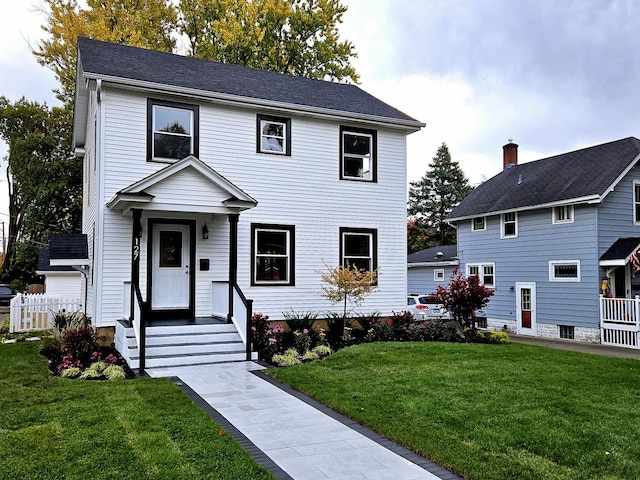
[448,137,640,220]
[37,249,76,272]
[407,245,458,264]
[50,234,88,260]
[600,238,640,262]
[77,37,421,125]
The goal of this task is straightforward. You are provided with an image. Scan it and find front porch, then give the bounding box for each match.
[599,296,640,348]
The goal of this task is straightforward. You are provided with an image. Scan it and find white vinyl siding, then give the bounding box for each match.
[90,86,409,324]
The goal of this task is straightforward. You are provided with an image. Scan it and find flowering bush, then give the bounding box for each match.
[435,268,494,335]
[293,329,312,353]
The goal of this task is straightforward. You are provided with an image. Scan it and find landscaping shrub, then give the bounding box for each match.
[283,309,317,332]
[61,325,98,366]
[467,329,511,344]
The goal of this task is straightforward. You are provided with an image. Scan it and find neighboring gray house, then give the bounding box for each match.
[407,245,458,295]
[448,138,640,348]
[70,38,423,368]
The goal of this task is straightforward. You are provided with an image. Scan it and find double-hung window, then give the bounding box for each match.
[251,224,295,286]
[340,126,376,181]
[147,99,199,162]
[553,205,573,224]
[340,228,377,272]
[472,217,486,231]
[501,212,517,238]
[257,114,291,155]
[467,263,495,288]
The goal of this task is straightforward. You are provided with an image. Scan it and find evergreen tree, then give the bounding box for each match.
[408,143,472,252]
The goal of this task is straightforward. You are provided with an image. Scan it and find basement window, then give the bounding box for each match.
[559,325,574,340]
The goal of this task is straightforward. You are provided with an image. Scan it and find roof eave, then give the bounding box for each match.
[83,72,425,132]
[408,260,459,267]
[447,194,602,222]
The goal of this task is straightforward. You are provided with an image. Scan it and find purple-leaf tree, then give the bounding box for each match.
[435,268,494,334]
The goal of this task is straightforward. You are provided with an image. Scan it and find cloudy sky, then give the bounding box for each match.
[1,0,640,219]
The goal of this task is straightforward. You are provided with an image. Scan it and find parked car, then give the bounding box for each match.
[0,284,17,306]
[407,294,449,320]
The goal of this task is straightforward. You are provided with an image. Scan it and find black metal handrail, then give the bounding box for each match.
[232,283,253,360]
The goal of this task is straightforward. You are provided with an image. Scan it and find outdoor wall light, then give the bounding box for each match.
[202,223,209,240]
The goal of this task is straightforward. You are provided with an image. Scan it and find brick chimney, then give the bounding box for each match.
[503,139,518,169]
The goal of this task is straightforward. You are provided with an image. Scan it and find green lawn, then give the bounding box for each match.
[0,341,274,480]
[267,341,640,480]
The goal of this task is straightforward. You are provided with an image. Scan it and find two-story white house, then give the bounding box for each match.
[71,38,423,368]
[448,138,640,349]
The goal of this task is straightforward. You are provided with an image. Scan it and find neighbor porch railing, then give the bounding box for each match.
[212,281,253,360]
[9,294,83,333]
[599,295,640,349]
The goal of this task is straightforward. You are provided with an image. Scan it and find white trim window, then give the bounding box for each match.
[434,268,445,282]
[467,263,495,288]
[340,127,376,181]
[251,224,295,286]
[634,181,640,224]
[553,205,574,224]
[501,212,518,238]
[549,260,581,282]
[471,217,486,231]
[257,114,291,155]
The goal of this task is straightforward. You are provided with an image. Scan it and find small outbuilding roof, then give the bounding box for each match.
[407,245,458,266]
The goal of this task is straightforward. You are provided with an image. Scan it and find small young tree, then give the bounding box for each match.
[319,264,378,321]
[434,268,494,336]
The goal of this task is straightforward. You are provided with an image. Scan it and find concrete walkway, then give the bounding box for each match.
[509,334,640,359]
[147,362,460,480]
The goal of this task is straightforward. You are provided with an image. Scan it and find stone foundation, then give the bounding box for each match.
[486,318,601,344]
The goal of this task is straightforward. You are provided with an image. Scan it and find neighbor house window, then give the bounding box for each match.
[257,114,291,155]
[434,269,445,282]
[251,224,295,286]
[147,99,199,162]
[340,228,377,272]
[467,263,495,288]
[549,260,580,282]
[340,126,376,181]
[472,217,486,231]
[635,182,640,223]
[501,212,518,238]
[553,205,573,224]
[559,325,575,339]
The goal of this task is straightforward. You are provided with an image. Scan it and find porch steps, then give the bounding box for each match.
[115,321,257,369]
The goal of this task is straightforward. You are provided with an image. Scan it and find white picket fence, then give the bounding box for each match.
[9,294,83,333]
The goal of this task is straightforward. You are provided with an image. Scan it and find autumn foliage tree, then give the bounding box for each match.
[319,263,378,321]
[434,268,494,335]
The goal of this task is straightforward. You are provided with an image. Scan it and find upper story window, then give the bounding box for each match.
[501,212,518,238]
[467,263,495,288]
[553,205,573,224]
[472,217,486,231]
[634,182,640,223]
[340,227,377,272]
[549,260,580,282]
[251,224,295,286]
[147,99,199,162]
[340,126,377,182]
[257,114,291,155]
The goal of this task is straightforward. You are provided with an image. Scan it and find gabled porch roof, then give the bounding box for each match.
[599,237,640,266]
[106,155,257,215]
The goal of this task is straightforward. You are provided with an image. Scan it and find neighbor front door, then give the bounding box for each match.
[151,223,191,311]
[516,282,536,336]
